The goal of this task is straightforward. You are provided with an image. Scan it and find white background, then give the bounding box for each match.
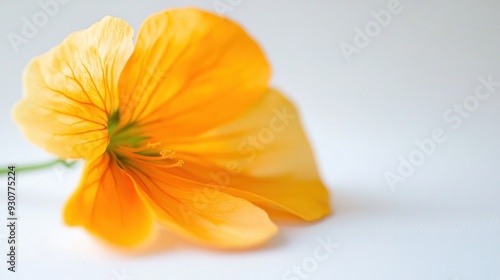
[1,0,500,279]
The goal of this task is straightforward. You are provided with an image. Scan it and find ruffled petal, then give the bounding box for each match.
[117,8,270,137]
[13,16,134,159]
[64,153,153,246]
[126,165,277,249]
[166,89,331,221]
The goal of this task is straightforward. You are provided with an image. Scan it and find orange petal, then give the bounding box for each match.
[64,153,153,246]
[126,165,277,249]
[117,8,270,137]
[13,16,134,159]
[166,89,331,221]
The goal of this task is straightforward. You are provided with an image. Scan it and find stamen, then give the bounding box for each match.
[160,148,175,159]
[141,159,184,169]
[147,141,162,149]
[115,142,184,169]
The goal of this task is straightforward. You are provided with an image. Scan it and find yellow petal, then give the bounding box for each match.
[126,165,278,249]
[167,89,331,221]
[64,153,153,246]
[13,16,134,159]
[118,8,270,137]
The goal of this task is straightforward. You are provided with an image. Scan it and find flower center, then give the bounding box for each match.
[106,111,184,169]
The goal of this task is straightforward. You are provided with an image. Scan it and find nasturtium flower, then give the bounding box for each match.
[13,8,331,249]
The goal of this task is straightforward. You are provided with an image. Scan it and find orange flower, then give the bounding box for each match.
[13,8,331,249]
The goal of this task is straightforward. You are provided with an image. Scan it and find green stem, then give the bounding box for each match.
[0,159,78,175]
